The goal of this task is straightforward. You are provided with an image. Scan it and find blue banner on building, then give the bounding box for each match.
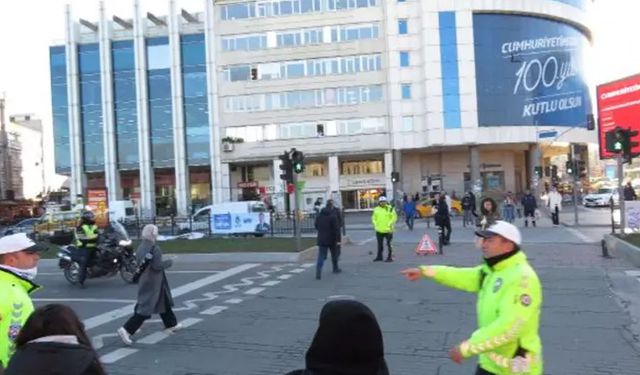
[473,14,592,127]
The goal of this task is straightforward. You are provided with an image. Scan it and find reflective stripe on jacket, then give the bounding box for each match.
[371,205,397,234]
[0,268,39,368]
[420,252,543,374]
[76,224,98,248]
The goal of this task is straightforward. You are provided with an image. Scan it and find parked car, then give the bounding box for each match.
[583,187,619,207]
[0,218,40,236]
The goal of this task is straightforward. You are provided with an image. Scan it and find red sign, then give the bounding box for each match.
[597,74,640,159]
[87,188,109,228]
[237,181,259,189]
[286,183,295,194]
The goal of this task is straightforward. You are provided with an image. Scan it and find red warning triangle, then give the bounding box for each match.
[416,233,437,255]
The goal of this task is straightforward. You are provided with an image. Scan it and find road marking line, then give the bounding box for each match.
[83,263,260,330]
[301,263,314,268]
[565,227,592,243]
[100,348,139,364]
[92,333,118,350]
[34,298,137,303]
[357,237,376,245]
[200,305,228,316]
[624,270,640,277]
[244,287,265,295]
[136,318,202,345]
[224,298,243,304]
[278,274,293,280]
[37,270,221,276]
[261,280,280,286]
[289,268,305,273]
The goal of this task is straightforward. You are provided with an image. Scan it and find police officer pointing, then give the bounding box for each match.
[0,233,46,370]
[402,221,543,374]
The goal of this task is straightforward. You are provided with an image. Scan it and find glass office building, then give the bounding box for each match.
[51,0,594,215]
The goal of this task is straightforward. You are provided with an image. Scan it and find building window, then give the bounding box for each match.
[340,160,384,175]
[398,19,408,34]
[304,163,326,177]
[401,84,411,99]
[402,116,413,131]
[399,51,410,67]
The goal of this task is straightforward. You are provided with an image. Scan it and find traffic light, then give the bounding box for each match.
[605,127,624,153]
[565,160,574,176]
[625,129,639,163]
[534,166,542,178]
[577,160,587,178]
[391,171,400,183]
[279,151,293,183]
[290,149,305,174]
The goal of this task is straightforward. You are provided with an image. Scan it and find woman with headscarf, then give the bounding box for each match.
[117,224,181,345]
[284,300,389,375]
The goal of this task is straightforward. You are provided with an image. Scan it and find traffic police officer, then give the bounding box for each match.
[76,210,100,287]
[0,233,46,370]
[402,221,543,374]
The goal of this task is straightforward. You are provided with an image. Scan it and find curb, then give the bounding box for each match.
[603,234,640,267]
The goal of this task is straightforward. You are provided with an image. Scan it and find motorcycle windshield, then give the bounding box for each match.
[110,220,130,241]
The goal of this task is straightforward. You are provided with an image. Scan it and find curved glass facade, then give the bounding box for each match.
[180,33,210,166]
[49,46,71,175]
[78,43,104,171]
[112,40,138,169]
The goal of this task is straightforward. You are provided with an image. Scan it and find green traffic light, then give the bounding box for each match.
[293,162,304,174]
[614,141,623,151]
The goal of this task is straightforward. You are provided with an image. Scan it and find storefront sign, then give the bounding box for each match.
[341,176,385,189]
[237,181,259,188]
[597,74,640,159]
[473,14,592,127]
[211,212,271,234]
[87,188,109,228]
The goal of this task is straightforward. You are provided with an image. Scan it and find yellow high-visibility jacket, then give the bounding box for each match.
[371,205,397,233]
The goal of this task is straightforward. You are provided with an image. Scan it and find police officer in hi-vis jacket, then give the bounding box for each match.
[402,221,543,375]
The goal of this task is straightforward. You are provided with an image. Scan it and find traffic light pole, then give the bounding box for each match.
[617,153,626,232]
[292,171,302,252]
[570,144,579,226]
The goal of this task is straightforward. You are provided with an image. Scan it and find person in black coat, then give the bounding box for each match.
[5,304,106,375]
[314,201,341,280]
[284,300,389,375]
[434,195,452,245]
[521,189,538,227]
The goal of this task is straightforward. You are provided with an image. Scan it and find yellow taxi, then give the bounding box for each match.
[415,198,462,218]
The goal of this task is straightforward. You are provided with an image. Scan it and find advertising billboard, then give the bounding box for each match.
[211,212,271,235]
[86,188,109,228]
[596,74,640,159]
[473,14,592,127]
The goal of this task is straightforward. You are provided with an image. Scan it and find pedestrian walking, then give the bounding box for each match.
[372,196,397,262]
[469,191,478,218]
[521,190,537,227]
[623,182,637,201]
[0,233,46,370]
[117,224,182,345]
[402,221,543,374]
[547,187,562,226]
[462,192,474,227]
[502,192,516,223]
[403,197,417,230]
[283,300,389,375]
[314,200,341,280]
[434,194,452,245]
[4,304,106,375]
[477,197,500,230]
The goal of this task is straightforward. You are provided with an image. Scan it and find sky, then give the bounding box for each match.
[0,0,639,189]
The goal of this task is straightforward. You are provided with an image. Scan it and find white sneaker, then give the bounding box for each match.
[164,323,183,333]
[117,327,133,346]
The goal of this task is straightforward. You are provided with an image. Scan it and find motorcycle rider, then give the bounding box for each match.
[75,210,100,288]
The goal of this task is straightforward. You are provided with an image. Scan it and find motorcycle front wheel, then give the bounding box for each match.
[120,256,137,284]
[64,262,81,285]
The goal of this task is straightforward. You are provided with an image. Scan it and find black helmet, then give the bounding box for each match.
[82,211,95,222]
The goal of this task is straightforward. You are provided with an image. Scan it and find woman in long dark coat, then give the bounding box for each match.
[117,224,182,345]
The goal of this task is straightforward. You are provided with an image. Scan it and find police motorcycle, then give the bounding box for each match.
[57,219,138,285]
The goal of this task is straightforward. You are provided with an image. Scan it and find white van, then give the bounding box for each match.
[180,201,268,233]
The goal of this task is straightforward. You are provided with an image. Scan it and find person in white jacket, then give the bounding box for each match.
[547,187,563,226]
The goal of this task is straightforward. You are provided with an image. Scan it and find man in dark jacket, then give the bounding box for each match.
[461,192,473,227]
[521,189,538,227]
[624,182,637,201]
[434,195,452,245]
[314,201,341,280]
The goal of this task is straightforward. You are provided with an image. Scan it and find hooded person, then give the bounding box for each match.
[477,197,500,230]
[4,304,106,375]
[284,300,389,375]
